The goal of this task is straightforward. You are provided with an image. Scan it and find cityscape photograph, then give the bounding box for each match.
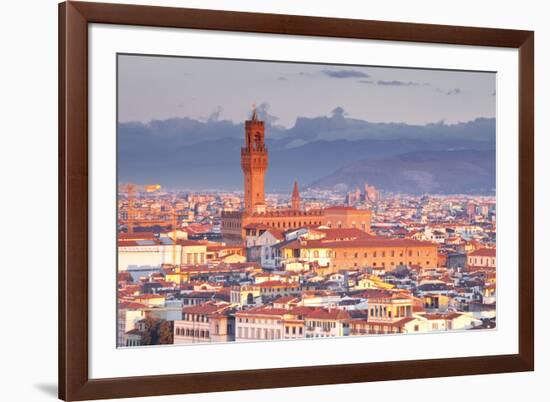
[117,54,496,347]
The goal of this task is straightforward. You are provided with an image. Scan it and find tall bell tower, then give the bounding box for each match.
[241,107,268,213]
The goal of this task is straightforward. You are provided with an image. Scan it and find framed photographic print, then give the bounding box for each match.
[59,1,534,400]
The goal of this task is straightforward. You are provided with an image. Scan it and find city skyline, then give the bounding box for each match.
[117,55,497,348]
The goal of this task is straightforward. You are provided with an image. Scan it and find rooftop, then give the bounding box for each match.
[468,248,496,257]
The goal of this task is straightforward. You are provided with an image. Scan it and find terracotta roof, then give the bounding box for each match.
[355,289,397,299]
[324,206,357,211]
[350,316,417,327]
[393,316,418,326]
[136,294,165,300]
[257,280,300,288]
[182,302,231,315]
[266,229,284,240]
[177,240,207,247]
[423,313,464,320]
[317,228,372,241]
[207,244,244,251]
[119,232,156,240]
[289,306,315,315]
[118,239,159,247]
[118,301,148,310]
[306,308,351,320]
[183,224,213,234]
[468,248,496,257]
[236,307,289,317]
[273,296,299,304]
[282,237,436,250]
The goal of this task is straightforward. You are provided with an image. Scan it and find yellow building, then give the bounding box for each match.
[279,237,438,274]
[179,240,207,265]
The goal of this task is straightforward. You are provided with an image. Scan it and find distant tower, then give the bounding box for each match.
[291,180,301,210]
[241,107,268,213]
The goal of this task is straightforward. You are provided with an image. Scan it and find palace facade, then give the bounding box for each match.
[221,109,372,239]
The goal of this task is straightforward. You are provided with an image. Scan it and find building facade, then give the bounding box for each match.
[173,301,235,344]
[277,238,438,274]
[467,248,496,270]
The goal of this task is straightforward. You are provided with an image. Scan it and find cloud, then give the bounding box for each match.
[321,69,370,79]
[446,88,462,96]
[359,79,430,86]
[256,102,280,126]
[206,106,223,122]
[435,87,463,95]
[376,80,430,86]
[277,76,288,81]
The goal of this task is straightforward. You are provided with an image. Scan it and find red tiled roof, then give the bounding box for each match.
[298,237,436,249]
[182,303,231,315]
[236,307,289,317]
[118,232,156,240]
[136,294,165,300]
[118,301,148,310]
[177,240,207,247]
[118,239,158,247]
[257,280,300,288]
[324,206,357,211]
[289,306,315,315]
[273,296,299,304]
[356,289,397,299]
[468,248,496,257]
[306,308,351,320]
[317,228,372,240]
[266,229,284,240]
[183,224,213,234]
[207,244,244,252]
[423,313,464,320]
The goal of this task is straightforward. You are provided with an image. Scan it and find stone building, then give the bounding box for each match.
[221,109,372,239]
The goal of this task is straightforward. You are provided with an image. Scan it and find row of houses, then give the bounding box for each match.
[169,292,481,345]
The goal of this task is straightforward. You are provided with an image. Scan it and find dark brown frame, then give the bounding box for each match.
[59,1,534,400]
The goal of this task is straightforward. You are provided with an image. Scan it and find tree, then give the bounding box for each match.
[139,316,174,345]
[157,320,173,345]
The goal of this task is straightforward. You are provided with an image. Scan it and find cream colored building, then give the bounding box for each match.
[304,308,351,338]
[118,239,207,270]
[230,285,262,307]
[467,248,496,269]
[173,301,234,344]
[235,307,287,341]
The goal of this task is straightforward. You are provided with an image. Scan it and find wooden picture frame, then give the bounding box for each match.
[59,1,534,400]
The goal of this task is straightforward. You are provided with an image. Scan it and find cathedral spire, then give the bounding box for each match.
[291,180,301,210]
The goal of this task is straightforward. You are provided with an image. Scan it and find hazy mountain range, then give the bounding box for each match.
[311,149,495,195]
[118,110,496,195]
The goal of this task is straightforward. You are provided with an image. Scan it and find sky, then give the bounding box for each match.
[117,54,496,127]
